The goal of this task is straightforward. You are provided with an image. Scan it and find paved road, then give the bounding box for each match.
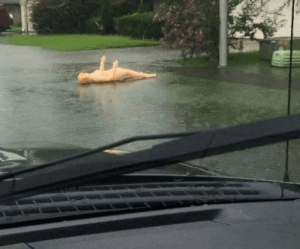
[1,43,300,182]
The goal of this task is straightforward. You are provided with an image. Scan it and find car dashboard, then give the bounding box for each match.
[0,175,299,248]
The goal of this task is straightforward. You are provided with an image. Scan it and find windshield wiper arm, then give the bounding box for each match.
[1,114,300,203]
[0,131,199,182]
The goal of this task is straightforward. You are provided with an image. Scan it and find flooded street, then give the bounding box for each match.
[0,45,184,149]
[1,44,300,182]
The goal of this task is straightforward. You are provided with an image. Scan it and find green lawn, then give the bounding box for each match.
[8,26,22,32]
[0,34,159,51]
[175,51,263,67]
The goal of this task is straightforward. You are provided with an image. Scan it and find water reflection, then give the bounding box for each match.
[78,82,122,107]
[76,78,188,151]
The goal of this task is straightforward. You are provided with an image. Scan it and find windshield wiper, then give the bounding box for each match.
[0,131,199,181]
[1,114,300,203]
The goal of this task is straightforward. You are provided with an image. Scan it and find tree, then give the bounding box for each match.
[153,0,287,59]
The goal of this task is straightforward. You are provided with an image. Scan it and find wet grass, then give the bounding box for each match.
[0,35,11,44]
[173,50,300,79]
[175,51,263,67]
[0,34,159,51]
[228,51,261,65]
[7,26,22,32]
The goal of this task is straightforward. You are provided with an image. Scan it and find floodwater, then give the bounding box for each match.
[1,44,300,182]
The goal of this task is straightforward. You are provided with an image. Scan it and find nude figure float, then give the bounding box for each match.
[78,56,156,84]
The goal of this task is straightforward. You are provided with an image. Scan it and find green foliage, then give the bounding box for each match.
[137,4,150,13]
[154,0,220,59]
[154,0,287,60]
[137,0,153,13]
[227,51,260,65]
[115,12,163,39]
[163,0,184,5]
[85,16,103,34]
[31,0,99,34]
[9,26,22,32]
[99,0,140,34]
[1,34,159,51]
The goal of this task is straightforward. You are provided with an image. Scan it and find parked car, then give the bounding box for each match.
[0,4,13,33]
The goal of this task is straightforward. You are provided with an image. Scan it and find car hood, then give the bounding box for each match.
[0,141,118,175]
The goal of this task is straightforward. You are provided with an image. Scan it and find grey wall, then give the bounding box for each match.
[3,4,21,26]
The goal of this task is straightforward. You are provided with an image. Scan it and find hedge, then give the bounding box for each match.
[114,12,163,40]
[99,0,140,34]
[31,0,99,34]
[85,16,104,34]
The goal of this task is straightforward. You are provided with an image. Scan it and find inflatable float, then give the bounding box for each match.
[78,56,156,84]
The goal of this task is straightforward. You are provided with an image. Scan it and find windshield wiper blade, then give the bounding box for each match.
[1,114,300,203]
[0,131,199,182]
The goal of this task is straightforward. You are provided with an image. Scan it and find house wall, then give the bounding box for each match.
[2,4,21,26]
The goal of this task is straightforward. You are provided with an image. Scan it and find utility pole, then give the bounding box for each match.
[218,0,228,68]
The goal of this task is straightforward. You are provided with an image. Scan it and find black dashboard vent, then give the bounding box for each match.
[0,181,267,227]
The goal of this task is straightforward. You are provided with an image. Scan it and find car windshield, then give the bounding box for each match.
[0,0,299,184]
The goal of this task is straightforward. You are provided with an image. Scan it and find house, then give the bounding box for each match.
[0,0,159,34]
[0,0,36,32]
[0,0,21,26]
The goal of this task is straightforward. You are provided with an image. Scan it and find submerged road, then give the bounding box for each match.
[1,43,300,182]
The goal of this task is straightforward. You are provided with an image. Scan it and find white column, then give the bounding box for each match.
[20,0,28,34]
[27,0,36,33]
[218,0,228,68]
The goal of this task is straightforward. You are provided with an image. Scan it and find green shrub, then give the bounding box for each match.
[99,0,140,34]
[115,12,163,40]
[31,0,99,34]
[137,3,153,13]
[85,16,103,34]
